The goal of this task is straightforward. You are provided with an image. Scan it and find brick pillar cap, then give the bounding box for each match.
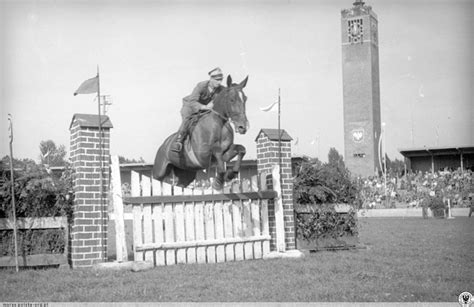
[255,128,292,142]
[70,113,113,130]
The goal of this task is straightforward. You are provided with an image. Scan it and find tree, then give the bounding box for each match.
[1,156,38,172]
[294,148,359,205]
[39,140,67,167]
[385,155,405,176]
[327,147,345,169]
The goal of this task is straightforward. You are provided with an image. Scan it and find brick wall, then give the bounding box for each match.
[256,131,296,250]
[69,114,112,268]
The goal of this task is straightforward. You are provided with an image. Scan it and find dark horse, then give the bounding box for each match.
[153,75,249,190]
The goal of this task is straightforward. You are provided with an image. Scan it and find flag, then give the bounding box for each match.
[260,101,278,112]
[8,114,13,143]
[294,137,299,146]
[74,76,98,96]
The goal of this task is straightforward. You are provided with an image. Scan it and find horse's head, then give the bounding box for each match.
[214,75,249,134]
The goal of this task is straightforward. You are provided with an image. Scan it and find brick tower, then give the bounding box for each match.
[341,0,381,177]
[69,114,113,268]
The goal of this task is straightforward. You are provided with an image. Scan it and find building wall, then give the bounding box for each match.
[341,4,381,177]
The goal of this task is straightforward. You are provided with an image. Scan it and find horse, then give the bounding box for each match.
[153,75,249,190]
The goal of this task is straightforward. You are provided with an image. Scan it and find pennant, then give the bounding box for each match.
[74,76,98,96]
[260,101,278,112]
[8,114,13,143]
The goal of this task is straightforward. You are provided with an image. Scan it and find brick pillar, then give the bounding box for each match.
[256,129,296,251]
[69,114,113,268]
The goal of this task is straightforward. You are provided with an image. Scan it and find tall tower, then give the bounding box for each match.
[341,0,381,177]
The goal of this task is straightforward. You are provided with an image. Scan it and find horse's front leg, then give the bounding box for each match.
[222,144,246,182]
[211,146,226,190]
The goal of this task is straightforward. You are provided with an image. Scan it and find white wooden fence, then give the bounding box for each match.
[122,171,277,266]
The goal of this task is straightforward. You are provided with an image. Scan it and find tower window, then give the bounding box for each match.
[348,19,363,44]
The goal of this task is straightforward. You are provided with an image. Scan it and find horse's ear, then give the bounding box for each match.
[239,76,248,88]
[226,75,233,87]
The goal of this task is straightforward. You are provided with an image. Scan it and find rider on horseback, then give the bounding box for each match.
[171,67,225,153]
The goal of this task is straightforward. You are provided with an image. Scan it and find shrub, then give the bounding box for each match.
[427,196,446,218]
[296,205,358,242]
[293,154,361,243]
[293,160,360,206]
[0,161,73,255]
[0,164,74,219]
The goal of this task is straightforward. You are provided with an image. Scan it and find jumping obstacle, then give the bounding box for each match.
[123,171,278,266]
[69,114,298,268]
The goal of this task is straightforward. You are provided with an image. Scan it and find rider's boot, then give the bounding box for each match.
[171,134,184,153]
[171,121,187,153]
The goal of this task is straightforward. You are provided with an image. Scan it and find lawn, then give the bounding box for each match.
[1,217,473,302]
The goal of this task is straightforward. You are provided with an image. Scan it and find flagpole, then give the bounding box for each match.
[8,114,19,273]
[278,88,282,179]
[97,65,105,261]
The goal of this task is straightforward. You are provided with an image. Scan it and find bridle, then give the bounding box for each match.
[210,86,246,125]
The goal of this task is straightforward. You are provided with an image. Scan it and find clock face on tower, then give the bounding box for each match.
[348,19,363,43]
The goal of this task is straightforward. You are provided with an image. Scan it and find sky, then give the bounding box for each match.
[1,0,473,164]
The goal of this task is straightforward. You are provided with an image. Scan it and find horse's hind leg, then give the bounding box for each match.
[222,144,246,181]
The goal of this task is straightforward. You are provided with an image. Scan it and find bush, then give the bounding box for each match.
[293,160,360,206]
[1,229,65,256]
[296,205,358,242]
[0,161,73,255]
[0,164,74,219]
[427,196,446,218]
[293,154,361,243]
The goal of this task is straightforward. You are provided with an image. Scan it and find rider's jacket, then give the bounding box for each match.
[181,81,224,119]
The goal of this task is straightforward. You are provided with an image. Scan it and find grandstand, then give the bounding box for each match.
[399,146,474,173]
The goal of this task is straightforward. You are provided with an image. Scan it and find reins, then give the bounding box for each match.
[210,109,228,122]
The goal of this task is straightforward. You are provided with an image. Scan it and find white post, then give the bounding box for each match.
[447,199,455,219]
[382,122,387,206]
[271,165,285,252]
[111,156,128,261]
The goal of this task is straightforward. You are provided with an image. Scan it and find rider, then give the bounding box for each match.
[171,67,225,153]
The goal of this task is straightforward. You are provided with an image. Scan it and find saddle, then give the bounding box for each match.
[183,109,212,136]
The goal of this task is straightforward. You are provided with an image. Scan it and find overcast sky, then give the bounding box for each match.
[1,0,472,163]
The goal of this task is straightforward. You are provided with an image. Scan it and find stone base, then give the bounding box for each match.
[93,260,154,272]
[262,249,305,260]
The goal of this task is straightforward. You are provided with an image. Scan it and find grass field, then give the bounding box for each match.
[1,217,473,302]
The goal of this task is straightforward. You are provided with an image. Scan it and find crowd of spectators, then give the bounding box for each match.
[358,168,474,209]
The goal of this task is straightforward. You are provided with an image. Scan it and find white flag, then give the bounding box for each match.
[260,101,278,112]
